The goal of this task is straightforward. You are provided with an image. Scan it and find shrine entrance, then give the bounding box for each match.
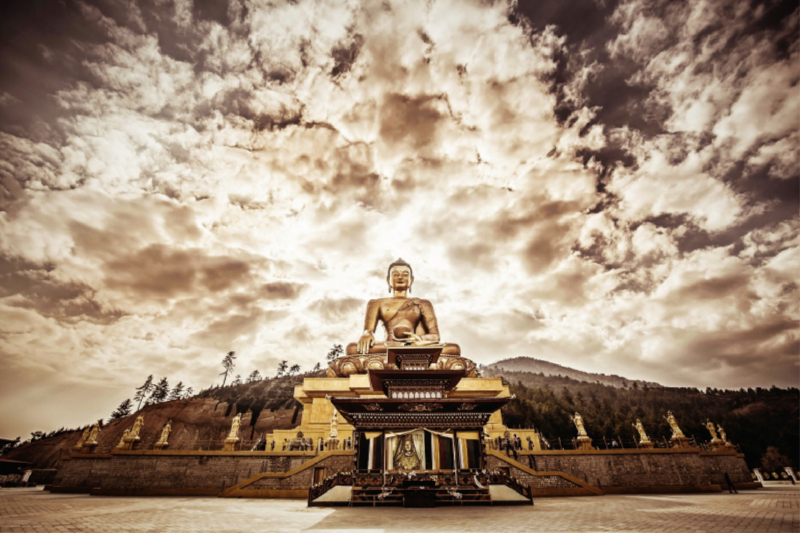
[308,347,533,507]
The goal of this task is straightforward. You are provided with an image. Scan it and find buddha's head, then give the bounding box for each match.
[403,439,413,454]
[387,258,413,293]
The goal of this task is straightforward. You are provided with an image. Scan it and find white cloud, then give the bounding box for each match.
[0,0,796,437]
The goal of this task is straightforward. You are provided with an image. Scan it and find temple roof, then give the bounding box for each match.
[329,396,510,429]
[367,369,465,396]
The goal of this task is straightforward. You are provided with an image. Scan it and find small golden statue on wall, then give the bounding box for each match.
[573,412,588,437]
[664,411,685,438]
[704,419,726,451]
[632,419,653,448]
[572,412,593,450]
[717,424,734,448]
[83,423,101,451]
[705,420,719,441]
[330,410,339,439]
[327,410,340,450]
[664,410,691,448]
[116,429,130,449]
[154,420,172,450]
[73,427,90,451]
[121,415,144,450]
[222,414,242,452]
[129,415,144,439]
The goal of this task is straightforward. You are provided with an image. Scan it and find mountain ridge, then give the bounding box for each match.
[484,356,662,389]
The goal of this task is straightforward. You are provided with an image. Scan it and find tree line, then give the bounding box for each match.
[491,368,799,471]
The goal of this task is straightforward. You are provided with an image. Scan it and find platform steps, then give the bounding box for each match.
[309,470,532,506]
[349,486,492,506]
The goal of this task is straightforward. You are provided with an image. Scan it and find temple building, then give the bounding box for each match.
[48,258,757,503]
[274,258,537,505]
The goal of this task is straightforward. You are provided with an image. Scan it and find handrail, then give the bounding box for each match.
[308,471,353,504]
[486,469,533,503]
[486,449,604,495]
[220,450,351,497]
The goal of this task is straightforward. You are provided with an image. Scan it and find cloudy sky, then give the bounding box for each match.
[0,0,797,439]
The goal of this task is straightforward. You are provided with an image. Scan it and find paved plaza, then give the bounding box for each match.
[0,485,797,533]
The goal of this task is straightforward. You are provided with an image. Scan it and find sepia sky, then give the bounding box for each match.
[0,0,797,439]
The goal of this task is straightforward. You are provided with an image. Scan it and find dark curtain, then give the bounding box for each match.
[373,435,384,471]
[466,440,481,470]
[424,431,433,469]
[357,432,369,470]
[438,435,454,470]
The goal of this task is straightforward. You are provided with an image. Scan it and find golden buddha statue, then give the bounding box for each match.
[393,435,422,471]
[328,258,476,377]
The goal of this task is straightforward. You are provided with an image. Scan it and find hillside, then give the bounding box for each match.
[4,360,798,474]
[2,372,317,469]
[492,368,799,470]
[485,357,662,389]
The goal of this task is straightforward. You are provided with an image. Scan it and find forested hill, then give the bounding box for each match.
[485,357,662,389]
[1,372,319,469]
[493,368,799,470]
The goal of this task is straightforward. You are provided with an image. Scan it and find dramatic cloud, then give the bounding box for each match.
[0,0,797,438]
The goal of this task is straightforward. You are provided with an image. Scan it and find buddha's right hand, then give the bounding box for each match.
[357,332,374,354]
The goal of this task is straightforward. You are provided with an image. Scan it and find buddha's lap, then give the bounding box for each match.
[344,342,460,356]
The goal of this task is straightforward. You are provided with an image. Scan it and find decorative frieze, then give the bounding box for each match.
[349,411,493,428]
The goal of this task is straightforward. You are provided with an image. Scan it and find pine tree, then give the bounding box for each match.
[246,370,262,383]
[277,360,288,377]
[326,344,343,362]
[289,364,300,375]
[231,374,242,386]
[148,377,170,404]
[109,399,133,421]
[219,351,236,387]
[168,382,185,401]
[134,375,154,411]
[183,387,194,399]
[313,362,321,372]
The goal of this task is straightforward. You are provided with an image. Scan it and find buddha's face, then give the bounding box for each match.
[404,440,413,453]
[388,266,413,292]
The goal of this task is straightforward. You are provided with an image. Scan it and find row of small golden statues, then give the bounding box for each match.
[71,415,171,452]
[73,409,733,455]
[570,411,735,450]
[72,409,339,453]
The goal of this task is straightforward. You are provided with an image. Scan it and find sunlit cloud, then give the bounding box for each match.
[0,0,797,437]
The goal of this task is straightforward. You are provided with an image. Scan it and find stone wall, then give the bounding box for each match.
[52,451,330,496]
[507,449,753,493]
[50,447,756,498]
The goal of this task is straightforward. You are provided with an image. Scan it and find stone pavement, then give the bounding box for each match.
[0,485,797,533]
